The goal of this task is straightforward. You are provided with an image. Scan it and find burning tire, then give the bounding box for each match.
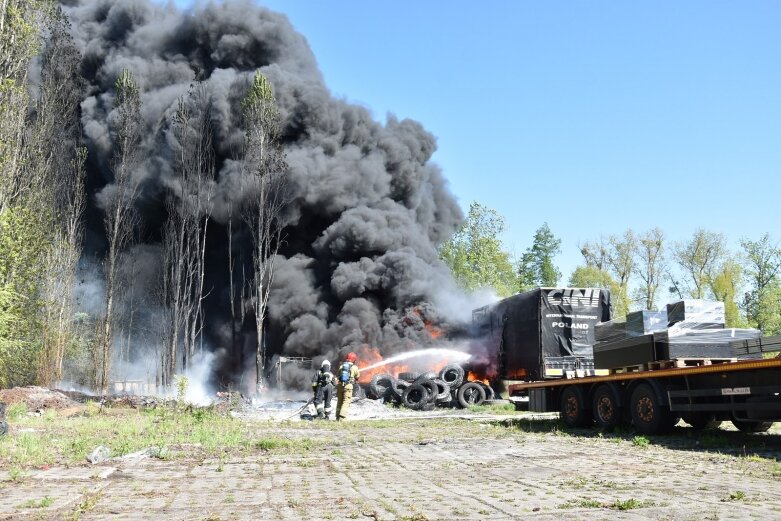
[390,380,410,403]
[415,379,439,403]
[439,364,465,389]
[368,374,396,400]
[397,372,421,382]
[478,382,495,401]
[456,382,486,408]
[432,378,451,402]
[401,383,428,410]
[414,372,438,384]
[352,384,366,399]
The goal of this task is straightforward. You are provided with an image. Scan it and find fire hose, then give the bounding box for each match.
[286,397,315,420]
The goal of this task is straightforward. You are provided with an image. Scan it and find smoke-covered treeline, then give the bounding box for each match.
[1,0,475,392]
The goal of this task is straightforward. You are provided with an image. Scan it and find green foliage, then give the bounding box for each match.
[439,202,518,297]
[709,258,748,328]
[568,266,623,315]
[631,435,649,447]
[673,229,726,299]
[518,222,561,290]
[741,234,781,334]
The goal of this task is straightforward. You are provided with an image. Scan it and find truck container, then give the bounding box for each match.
[472,288,611,382]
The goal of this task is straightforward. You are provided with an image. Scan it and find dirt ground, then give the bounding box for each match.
[0,401,780,521]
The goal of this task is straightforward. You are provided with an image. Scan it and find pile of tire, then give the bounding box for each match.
[364,364,494,411]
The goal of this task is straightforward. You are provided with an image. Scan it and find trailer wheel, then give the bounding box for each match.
[731,419,773,433]
[456,382,486,408]
[630,383,674,435]
[592,384,622,431]
[560,386,591,428]
[683,413,722,431]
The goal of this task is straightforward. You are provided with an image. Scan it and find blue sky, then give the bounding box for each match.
[174,1,780,281]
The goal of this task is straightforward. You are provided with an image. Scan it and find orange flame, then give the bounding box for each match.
[355,344,456,383]
[466,371,490,385]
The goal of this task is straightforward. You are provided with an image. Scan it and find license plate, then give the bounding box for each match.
[721,387,751,395]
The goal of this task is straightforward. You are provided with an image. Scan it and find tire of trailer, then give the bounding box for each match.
[401,384,428,410]
[368,374,396,400]
[456,382,486,408]
[630,382,675,435]
[560,386,591,428]
[682,412,722,431]
[592,384,622,431]
[731,419,773,433]
[439,364,465,389]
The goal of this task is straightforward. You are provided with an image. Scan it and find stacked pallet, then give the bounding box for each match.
[730,334,781,356]
[593,300,761,370]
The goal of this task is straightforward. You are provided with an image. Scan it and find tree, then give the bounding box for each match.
[579,238,609,271]
[439,202,517,297]
[517,223,561,290]
[161,86,215,386]
[709,258,747,328]
[672,229,726,299]
[741,234,781,334]
[97,68,143,394]
[33,9,86,385]
[633,228,666,310]
[568,266,621,312]
[604,230,636,317]
[241,71,288,393]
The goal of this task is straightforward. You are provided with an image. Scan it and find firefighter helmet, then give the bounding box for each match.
[346,352,357,362]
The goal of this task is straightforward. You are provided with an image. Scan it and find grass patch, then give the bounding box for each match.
[722,490,746,502]
[17,496,54,509]
[6,403,28,420]
[558,498,603,509]
[466,401,518,414]
[0,406,320,468]
[610,498,654,510]
[631,436,650,448]
[699,432,729,449]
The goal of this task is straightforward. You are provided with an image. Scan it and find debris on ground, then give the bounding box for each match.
[0,386,81,411]
[87,446,111,464]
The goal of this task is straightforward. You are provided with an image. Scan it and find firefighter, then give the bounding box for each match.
[311,359,336,419]
[335,352,360,421]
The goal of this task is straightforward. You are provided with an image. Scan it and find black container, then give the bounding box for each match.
[473,288,612,381]
[593,335,656,369]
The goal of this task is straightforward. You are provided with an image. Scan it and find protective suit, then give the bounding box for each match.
[312,360,336,419]
[335,352,361,421]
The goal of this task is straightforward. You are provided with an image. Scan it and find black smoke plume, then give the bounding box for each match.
[62,0,470,390]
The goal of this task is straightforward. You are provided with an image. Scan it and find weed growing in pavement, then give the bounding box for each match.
[70,490,102,520]
[610,498,654,510]
[631,436,650,447]
[558,498,605,509]
[17,496,54,509]
[722,490,747,502]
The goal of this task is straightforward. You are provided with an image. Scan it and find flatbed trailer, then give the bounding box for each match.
[508,356,781,434]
